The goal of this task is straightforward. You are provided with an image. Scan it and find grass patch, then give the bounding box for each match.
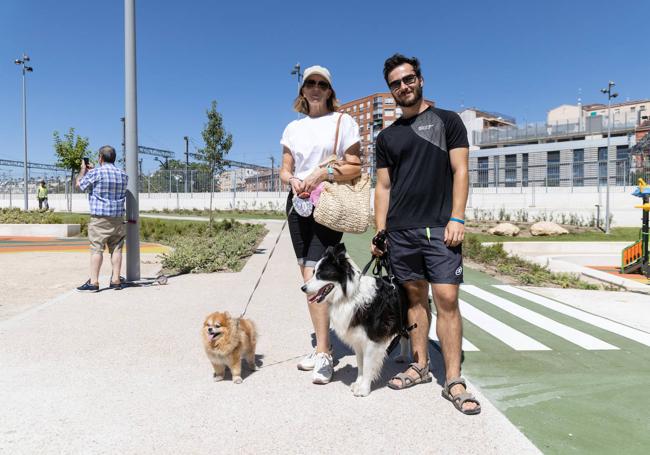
[464,235,598,289]
[160,220,267,274]
[56,212,267,274]
[468,226,639,243]
[144,208,285,220]
[0,208,63,224]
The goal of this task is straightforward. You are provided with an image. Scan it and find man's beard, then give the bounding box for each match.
[395,85,423,107]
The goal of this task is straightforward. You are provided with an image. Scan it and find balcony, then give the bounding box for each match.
[475,115,638,147]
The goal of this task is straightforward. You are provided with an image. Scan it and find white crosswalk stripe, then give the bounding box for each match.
[458,299,551,350]
[495,285,650,348]
[461,285,619,350]
[425,284,649,352]
[428,314,480,351]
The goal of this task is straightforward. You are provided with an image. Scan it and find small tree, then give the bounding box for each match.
[53,128,90,210]
[197,101,233,229]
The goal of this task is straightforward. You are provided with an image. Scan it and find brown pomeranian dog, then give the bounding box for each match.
[201,311,257,384]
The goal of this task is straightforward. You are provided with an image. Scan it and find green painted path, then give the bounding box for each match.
[344,232,650,454]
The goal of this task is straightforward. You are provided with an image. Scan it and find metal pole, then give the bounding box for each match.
[184,136,189,193]
[22,67,29,210]
[605,96,612,234]
[121,117,126,169]
[124,0,140,281]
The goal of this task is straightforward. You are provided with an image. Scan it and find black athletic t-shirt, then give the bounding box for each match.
[375,106,469,231]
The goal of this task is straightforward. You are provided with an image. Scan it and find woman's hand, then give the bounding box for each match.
[290,177,304,195]
[302,168,325,193]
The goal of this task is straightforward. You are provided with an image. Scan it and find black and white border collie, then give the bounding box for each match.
[301,243,409,397]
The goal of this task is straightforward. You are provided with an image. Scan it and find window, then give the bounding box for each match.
[505,154,517,187]
[384,109,395,117]
[522,153,529,187]
[366,113,370,120]
[616,145,630,185]
[353,105,357,112]
[384,98,395,105]
[572,149,584,187]
[547,151,560,187]
[477,157,489,188]
[385,120,394,127]
[359,104,364,112]
[598,147,608,185]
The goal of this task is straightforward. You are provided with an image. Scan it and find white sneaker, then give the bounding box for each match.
[297,346,333,371]
[312,352,333,384]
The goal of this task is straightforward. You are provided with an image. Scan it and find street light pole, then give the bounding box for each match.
[14,54,33,211]
[291,62,302,91]
[124,0,141,280]
[184,136,189,193]
[601,81,618,234]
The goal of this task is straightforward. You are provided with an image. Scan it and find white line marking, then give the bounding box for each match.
[495,285,650,348]
[429,313,480,351]
[462,285,618,350]
[459,300,550,351]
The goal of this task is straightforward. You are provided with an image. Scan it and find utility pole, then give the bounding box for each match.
[269,155,275,192]
[601,81,618,235]
[14,54,33,211]
[124,0,141,281]
[121,117,126,169]
[184,136,189,193]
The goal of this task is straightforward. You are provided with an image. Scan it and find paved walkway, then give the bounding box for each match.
[0,223,540,454]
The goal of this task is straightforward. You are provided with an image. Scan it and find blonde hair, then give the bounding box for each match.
[293,86,340,115]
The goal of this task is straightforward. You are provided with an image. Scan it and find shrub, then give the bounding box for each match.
[161,221,266,273]
[0,208,62,224]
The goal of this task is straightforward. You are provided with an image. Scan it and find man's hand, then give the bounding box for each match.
[444,220,465,247]
[370,230,387,257]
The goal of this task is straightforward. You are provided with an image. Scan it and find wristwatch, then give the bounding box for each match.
[326,166,334,183]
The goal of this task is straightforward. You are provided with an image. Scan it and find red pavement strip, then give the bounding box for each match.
[587,264,650,284]
[0,236,168,254]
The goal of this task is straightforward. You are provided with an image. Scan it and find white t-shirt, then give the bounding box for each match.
[280,112,360,180]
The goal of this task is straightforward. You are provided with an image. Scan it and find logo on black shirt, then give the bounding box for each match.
[417,124,433,131]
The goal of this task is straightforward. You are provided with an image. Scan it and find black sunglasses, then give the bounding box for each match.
[388,74,418,92]
[303,79,330,90]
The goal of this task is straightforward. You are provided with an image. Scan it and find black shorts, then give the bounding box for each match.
[286,193,343,267]
[387,227,463,284]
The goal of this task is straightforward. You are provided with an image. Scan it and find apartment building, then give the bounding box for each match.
[338,93,434,176]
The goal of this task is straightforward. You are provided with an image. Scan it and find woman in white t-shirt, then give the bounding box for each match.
[279,65,361,384]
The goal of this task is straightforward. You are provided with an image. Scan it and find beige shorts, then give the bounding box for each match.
[88,216,126,254]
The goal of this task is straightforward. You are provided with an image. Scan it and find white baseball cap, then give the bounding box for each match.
[302,65,332,86]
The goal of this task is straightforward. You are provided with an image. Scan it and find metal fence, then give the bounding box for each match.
[470,158,650,189]
[475,115,638,146]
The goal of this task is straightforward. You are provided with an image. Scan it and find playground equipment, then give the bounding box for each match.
[621,178,650,277]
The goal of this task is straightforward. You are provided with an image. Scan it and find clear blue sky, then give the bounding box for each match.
[1,0,648,176]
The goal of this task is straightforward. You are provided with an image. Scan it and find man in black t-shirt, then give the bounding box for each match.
[371,54,480,415]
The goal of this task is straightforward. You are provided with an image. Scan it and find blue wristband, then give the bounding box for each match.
[450,217,465,225]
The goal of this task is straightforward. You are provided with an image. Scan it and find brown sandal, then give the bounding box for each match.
[442,377,482,415]
[387,362,433,390]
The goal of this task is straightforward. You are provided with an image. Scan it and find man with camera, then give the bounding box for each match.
[371,54,480,414]
[75,145,128,292]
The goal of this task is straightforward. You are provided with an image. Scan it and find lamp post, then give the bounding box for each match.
[601,81,618,234]
[14,54,33,211]
[290,62,302,91]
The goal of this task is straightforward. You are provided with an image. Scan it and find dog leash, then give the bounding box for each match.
[239,207,293,318]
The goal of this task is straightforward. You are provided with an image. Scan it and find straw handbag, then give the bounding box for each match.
[313,114,370,233]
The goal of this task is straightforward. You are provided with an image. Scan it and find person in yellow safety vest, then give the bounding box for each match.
[37,180,48,211]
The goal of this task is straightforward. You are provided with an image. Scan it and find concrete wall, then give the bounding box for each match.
[0,187,645,227]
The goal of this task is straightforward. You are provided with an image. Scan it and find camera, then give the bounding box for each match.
[372,230,387,253]
[82,157,89,167]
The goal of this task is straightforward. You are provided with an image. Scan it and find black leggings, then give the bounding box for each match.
[286,193,343,267]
